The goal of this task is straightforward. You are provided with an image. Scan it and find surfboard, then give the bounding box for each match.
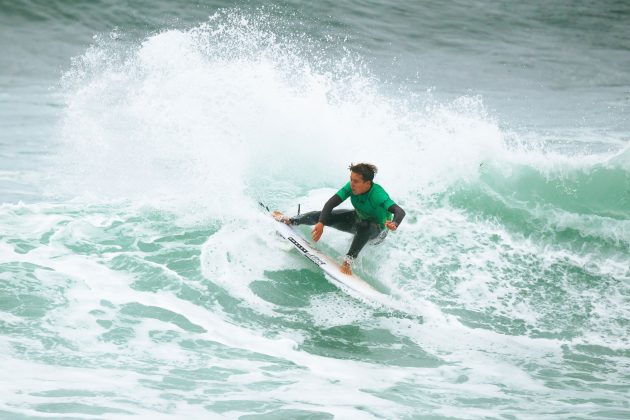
[263,205,384,299]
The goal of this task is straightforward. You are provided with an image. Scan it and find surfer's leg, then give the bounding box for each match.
[346,221,380,258]
[291,209,356,233]
[326,209,357,233]
[289,211,321,226]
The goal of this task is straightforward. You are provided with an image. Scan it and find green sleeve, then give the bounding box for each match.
[336,182,352,201]
[374,185,395,209]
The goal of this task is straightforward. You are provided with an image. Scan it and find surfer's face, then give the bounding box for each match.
[350,171,371,195]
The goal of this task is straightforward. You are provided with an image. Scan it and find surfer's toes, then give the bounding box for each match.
[340,261,353,275]
[341,256,354,275]
[272,211,292,225]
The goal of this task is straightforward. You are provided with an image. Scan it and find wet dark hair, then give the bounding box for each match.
[348,163,378,182]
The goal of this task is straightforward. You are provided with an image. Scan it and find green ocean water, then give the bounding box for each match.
[1,1,629,418]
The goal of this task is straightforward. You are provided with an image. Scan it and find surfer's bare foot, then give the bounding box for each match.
[340,261,352,275]
[272,211,292,225]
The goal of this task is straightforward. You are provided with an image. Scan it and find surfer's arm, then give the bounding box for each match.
[318,194,343,224]
[312,194,342,242]
[385,203,406,230]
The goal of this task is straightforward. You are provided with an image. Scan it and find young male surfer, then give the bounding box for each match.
[274,163,406,275]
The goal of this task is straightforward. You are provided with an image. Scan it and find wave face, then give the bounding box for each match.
[1,2,629,418]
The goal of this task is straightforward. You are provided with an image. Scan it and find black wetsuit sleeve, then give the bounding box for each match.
[388,203,406,226]
[318,194,343,224]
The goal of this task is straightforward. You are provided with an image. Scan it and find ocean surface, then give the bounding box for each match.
[1,0,629,418]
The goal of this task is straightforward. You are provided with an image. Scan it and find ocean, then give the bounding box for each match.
[1,0,629,418]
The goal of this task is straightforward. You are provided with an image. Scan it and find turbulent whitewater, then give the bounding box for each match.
[1,1,629,418]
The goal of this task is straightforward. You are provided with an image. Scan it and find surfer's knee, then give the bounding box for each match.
[369,229,388,246]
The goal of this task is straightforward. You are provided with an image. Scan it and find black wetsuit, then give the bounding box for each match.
[290,192,406,259]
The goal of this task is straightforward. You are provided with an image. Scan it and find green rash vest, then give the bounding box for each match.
[336,182,396,227]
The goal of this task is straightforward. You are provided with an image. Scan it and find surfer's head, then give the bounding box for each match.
[348,163,377,194]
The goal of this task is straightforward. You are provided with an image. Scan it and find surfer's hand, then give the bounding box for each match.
[311,222,324,242]
[385,221,398,231]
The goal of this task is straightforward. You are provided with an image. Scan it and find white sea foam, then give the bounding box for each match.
[3,7,626,418]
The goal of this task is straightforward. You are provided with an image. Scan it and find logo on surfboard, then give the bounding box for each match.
[288,236,326,266]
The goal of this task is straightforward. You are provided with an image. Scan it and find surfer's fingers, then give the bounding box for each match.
[311,226,322,241]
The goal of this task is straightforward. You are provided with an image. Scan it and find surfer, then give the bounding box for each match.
[274,163,405,275]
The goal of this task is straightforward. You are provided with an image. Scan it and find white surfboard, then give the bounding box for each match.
[269,212,384,299]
